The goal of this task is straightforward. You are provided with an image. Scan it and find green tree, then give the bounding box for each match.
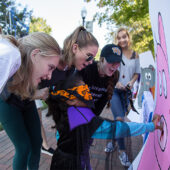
[0,0,32,37]
[95,48,101,61]
[87,0,154,56]
[29,17,52,34]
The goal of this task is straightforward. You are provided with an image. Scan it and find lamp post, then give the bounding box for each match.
[81,7,87,27]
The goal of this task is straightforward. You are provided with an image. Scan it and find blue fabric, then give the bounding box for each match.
[110,88,130,150]
[111,88,129,118]
[142,93,145,103]
[92,120,155,139]
[56,130,60,141]
[143,112,153,143]
[55,118,155,141]
[116,138,125,150]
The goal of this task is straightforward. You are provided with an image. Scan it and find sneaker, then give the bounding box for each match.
[41,146,55,156]
[104,142,116,153]
[119,151,131,167]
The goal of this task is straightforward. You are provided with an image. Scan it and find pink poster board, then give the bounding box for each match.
[130,0,170,169]
[138,11,170,170]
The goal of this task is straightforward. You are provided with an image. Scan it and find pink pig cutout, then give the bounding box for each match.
[153,12,169,170]
[138,13,170,170]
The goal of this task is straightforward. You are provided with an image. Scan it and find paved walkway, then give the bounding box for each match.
[0,107,143,170]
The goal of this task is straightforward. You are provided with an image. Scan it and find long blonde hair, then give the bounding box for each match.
[9,32,61,99]
[62,26,99,67]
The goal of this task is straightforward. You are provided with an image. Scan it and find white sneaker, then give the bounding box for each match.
[104,142,116,153]
[119,151,131,167]
[41,146,55,156]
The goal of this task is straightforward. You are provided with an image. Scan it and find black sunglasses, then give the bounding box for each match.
[78,46,94,62]
[86,55,94,62]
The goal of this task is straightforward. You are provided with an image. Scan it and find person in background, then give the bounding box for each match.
[35,99,55,156]
[0,32,61,170]
[105,28,141,167]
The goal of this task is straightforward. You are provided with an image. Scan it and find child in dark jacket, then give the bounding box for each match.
[46,74,161,170]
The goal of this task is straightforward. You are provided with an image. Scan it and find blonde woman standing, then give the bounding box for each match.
[105,28,140,167]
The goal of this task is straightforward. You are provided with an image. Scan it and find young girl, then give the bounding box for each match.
[105,28,141,166]
[46,74,161,170]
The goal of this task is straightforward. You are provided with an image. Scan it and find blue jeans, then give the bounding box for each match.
[110,88,129,150]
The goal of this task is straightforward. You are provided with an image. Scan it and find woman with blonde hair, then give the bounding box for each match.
[40,26,99,87]
[0,32,61,170]
[105,28,140,167]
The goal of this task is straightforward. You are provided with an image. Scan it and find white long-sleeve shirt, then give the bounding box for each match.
[0,37,21,94]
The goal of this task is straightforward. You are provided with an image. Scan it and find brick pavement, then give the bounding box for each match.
[0,107,143,170]
[90,107,143,170]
